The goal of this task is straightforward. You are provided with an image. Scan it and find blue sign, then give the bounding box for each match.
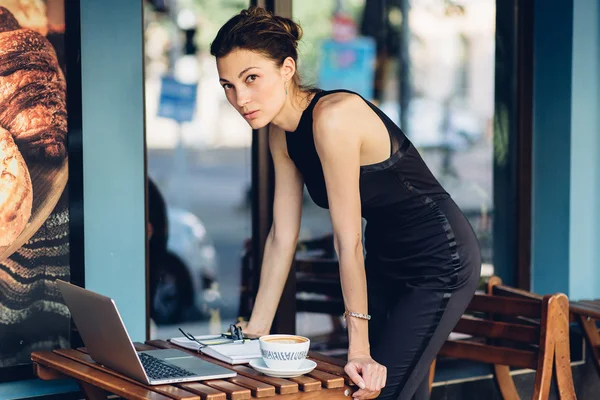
[158,76,198,123]
[318,37,376,100]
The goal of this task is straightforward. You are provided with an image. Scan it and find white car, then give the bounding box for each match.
[151,207,220,325]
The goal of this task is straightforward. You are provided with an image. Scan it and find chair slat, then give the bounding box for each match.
[467,294,541,318]
[453,316,540,344]
[296,278,342,298]
[295,259,339,275]
[296,299,344,314]
[438,340,538,369]
[570,301,600,320]
[492,285,543,301]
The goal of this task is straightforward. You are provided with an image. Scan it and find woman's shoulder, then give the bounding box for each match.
[313,91,365,122]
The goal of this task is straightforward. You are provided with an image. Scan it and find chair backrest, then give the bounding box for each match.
[237,234,345,333]
[441,292,546,367]
[295,257,344,315]
[431,276,576,399]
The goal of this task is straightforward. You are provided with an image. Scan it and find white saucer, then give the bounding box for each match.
[248,359,317,378]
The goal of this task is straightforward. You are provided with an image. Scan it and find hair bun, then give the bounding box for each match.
[275,15,302,43]
[240,5,270,18]
[211,6,303,65]
[240,6,302,44]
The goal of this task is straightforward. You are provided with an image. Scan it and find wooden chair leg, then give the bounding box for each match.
[487,275,520,399]
[428,358,436,394]
[33,363,68,380]
[493,365,520,400]
[487,275,502,294]
[553,295,576,399]
[532,295,556,400]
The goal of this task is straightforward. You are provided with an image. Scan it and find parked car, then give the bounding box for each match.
[148,178,221,325]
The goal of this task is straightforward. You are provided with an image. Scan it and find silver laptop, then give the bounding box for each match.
[56,280,236,385]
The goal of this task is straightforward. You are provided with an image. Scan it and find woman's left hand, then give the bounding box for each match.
[344,355,387,399]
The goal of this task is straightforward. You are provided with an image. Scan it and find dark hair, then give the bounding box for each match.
[147,177,168,256]
[210,6,304,86]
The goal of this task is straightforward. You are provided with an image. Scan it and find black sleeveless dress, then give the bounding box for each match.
[285,89,481,400]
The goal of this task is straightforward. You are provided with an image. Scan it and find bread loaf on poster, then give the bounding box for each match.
[0,6,66,161]
[0,127,33,247]
[0,0,48,36]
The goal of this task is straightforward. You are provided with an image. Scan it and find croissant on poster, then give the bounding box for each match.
[0,5,66,247]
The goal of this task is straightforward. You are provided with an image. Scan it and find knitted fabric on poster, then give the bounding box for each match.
[0,190,70,368]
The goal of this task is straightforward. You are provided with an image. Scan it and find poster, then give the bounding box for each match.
[0,0,70,375]
[318,36,376,101]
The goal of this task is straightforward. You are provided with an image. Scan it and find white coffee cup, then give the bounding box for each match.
[258,334,310,370]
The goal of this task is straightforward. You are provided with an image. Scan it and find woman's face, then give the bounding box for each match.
[217,49,289,129]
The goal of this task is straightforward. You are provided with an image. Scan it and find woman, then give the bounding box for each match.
[210,7,481,400]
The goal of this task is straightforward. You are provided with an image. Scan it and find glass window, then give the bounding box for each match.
[293,0,495,352]
[144,0,251,339]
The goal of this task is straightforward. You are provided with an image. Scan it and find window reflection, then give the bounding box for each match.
[144,1,251,339]
[293,0,495,352]
[142,0,495,345]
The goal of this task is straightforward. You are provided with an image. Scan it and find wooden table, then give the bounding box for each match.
[570,299,600,376]
[31,339,354,400]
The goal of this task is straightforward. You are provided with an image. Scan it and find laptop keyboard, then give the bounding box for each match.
[138,353,196,380]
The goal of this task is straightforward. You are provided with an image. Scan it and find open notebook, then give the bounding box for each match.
[170,335,262,365]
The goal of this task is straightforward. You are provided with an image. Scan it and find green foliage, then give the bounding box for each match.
[171,0,366,83]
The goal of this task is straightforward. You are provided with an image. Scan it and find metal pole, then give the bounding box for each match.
[399,0,411,130]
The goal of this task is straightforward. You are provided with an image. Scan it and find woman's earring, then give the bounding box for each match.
[285,81,288,96]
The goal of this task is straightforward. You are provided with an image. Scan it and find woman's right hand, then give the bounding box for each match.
[236,319,269,338]
[235,319,249,330]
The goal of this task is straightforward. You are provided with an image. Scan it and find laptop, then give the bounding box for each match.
[56,280,237,385]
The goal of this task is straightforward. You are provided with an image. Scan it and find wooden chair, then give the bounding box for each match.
[490,277,600,396]
[429,276,576,399]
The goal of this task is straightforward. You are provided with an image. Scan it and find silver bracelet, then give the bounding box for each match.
[343,310,371,320]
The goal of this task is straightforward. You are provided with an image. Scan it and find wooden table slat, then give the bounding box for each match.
[203,379,252,400]
[137,342,275,397]
[228,375,276,397]
[55,349,200,400]
[287,375,322,392]
[277,387,353,400]
[307,351,346,367]
[310,360,355,386]
[311,359,346,376]
[148,339,356,389]
[177,383,227,400]
[305,369,346,388]
[147,339,300,394]
[134,342,159,351]
[228,365,299,394]
[31,351,171,400]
